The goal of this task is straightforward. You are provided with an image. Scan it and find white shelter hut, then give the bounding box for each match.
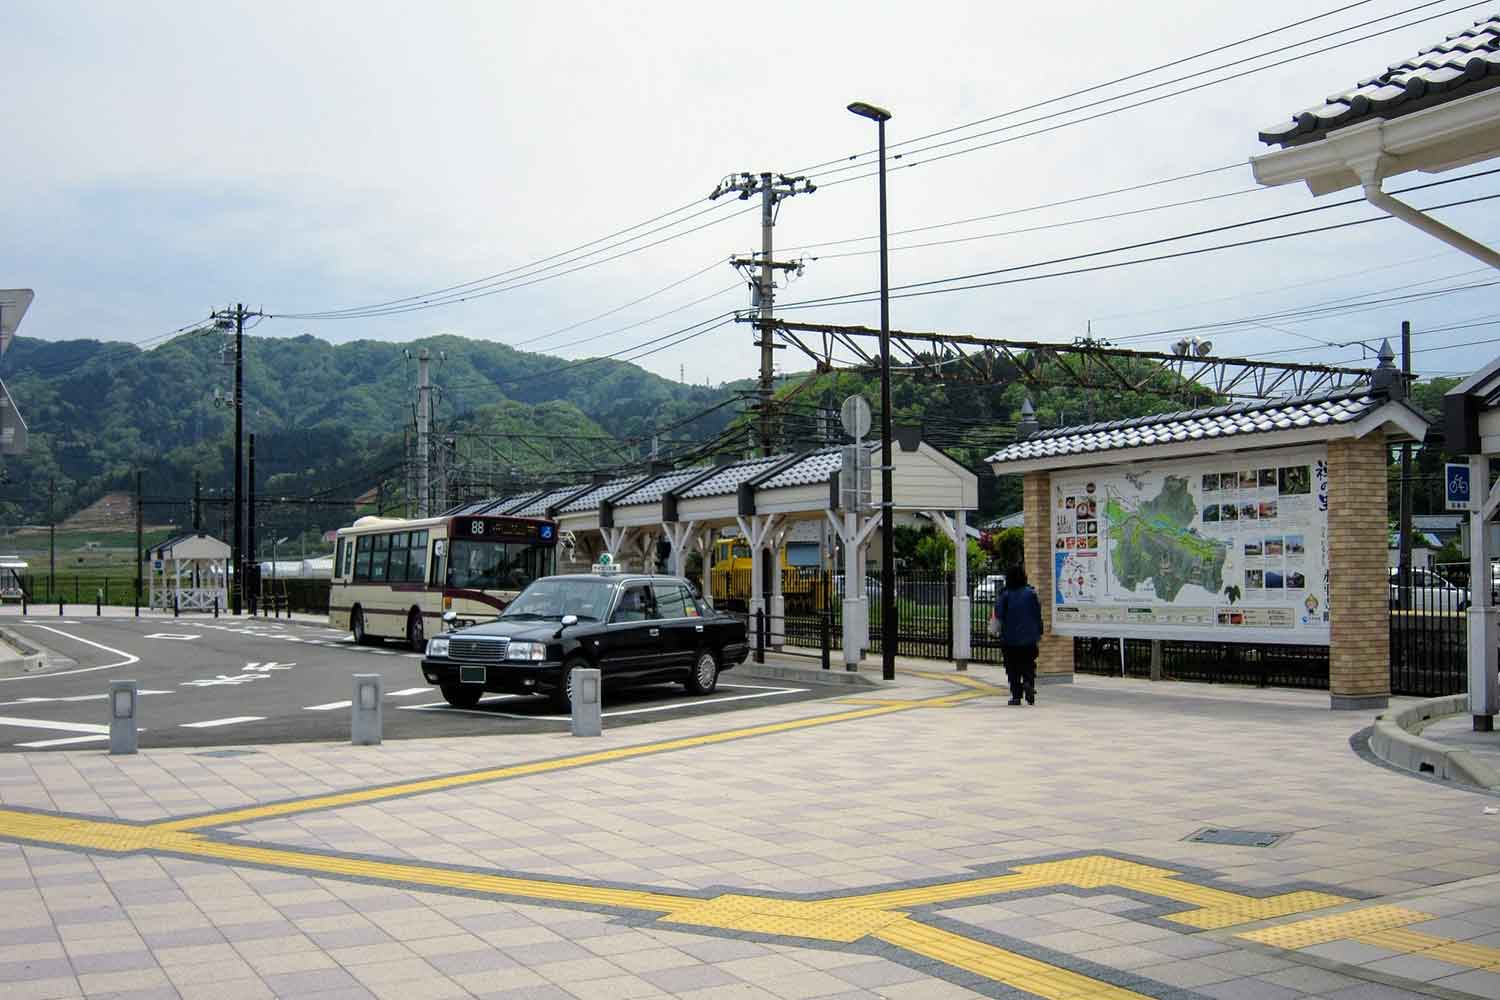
[146,532,230,612]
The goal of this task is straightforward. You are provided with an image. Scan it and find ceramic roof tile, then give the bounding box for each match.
[611,468,708,506]
[678,457,781,499]
[1260,13,1500,147]
[986,390,1386,466]
[758,448,849,490]
[558,476,649,514]
[510,485,583,517]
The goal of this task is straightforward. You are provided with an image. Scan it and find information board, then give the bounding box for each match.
[1050,446,1330,644]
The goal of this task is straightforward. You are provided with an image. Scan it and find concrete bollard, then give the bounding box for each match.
[351,674,383,745]
[109,680,138,755]
[570,667,602,737]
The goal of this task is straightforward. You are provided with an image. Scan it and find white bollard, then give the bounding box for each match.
[109,679,138,755]
[571,667,602,737]
[351,674,383,745]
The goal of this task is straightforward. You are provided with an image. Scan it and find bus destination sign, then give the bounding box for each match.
[450,516,558,543]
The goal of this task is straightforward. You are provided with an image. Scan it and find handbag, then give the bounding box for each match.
[987,592,1005,638]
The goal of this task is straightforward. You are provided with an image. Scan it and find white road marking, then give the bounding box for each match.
[180,716,265,728]
[0,689,171,708]
[0,625,140,683]
[387,687,434,697]
[181,674,262,687]
[0,715,110,734]
[143,633,200,641]
[303,701,351,711]
[16,734,111,748]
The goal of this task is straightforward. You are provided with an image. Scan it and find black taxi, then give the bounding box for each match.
[420,571,749,709]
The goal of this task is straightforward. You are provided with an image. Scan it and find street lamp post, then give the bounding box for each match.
[847,100,896,682]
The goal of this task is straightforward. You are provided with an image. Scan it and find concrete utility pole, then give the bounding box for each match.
[193,472,201,532]
[247,433,257,615]
[47,478,55,601]
[134,470,143,611]
[211,302,262,615]
[416,348,431,517]
[710,172,816,456]
[1397,321,1413,604]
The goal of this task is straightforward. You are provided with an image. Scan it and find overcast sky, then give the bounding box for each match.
[4,0,1498,393]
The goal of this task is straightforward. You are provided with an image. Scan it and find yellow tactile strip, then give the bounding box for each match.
[1239,905,1500,971]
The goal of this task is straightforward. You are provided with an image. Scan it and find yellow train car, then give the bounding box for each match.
[709,537,826,610]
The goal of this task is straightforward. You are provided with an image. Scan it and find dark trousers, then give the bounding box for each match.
[1002,643,1038,700]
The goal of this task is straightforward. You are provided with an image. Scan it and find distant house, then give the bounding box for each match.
[1413,514,1463,547]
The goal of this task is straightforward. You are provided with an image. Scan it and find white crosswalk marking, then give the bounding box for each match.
[0,715,109,735]
[180,716,265,728]
[16,734,110,748]
[386,687,434,697]
[303,701,351,711]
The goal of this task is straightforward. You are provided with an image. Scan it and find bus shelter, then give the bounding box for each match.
[987,383,1427,709]
[146,532,230,612]
[449,432,979,665]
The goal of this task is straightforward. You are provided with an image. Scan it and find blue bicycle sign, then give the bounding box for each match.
[1446,462,1473,511]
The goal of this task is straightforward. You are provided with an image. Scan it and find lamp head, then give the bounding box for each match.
[847,101,892,123]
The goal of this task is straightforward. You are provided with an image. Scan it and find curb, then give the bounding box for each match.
[736,659,883,688]
[0,625,49,677]
[1369,694,1500,790]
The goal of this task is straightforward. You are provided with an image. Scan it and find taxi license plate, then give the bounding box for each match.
[459,665,486,685]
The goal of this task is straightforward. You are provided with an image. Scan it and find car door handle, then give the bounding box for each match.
[695,624,704,632]
[649,628,659,637]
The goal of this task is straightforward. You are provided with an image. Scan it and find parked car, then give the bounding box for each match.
[1389,567,1469,611]
[973,574,1006,603]
[420,572,749,709]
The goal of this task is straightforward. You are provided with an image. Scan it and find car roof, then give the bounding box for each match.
[546,573,691,585]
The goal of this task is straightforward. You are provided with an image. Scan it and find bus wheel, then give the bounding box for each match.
[440,682,482,708]
[406,609,425,652]
[352,607,374,646]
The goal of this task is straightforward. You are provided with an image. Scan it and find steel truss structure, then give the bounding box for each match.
[764,319,1377,401]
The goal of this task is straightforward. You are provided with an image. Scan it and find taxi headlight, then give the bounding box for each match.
[507,641,546,662]
[426,637,450,659]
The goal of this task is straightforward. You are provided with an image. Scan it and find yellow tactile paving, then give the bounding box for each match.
[876,919,1156,1000]
[1237,905,1437,948]
[660,894,909,943]
[156,691,986,832]
[1240,905,1500,971]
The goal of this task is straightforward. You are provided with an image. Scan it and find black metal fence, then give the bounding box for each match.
[762,565,1481,698]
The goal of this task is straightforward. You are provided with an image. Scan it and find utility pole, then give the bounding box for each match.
[211,302,262,615]
[711,171,815,456]
[247,432,257,615]
[416,348,431,517]
[134,470,143,612]
[193,472,201,532]
[47,477,55,601]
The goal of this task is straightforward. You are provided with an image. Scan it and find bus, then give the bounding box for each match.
[329,513,559,649]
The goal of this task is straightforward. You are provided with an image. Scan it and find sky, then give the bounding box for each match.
[3,0,1499,397]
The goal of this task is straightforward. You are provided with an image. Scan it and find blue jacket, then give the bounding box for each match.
[994,585,1043,647]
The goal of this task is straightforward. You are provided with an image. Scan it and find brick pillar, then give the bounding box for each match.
[1023,471,1073,682]
[1327,435,1390,710]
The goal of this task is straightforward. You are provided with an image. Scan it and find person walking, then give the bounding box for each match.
[993,565,1043,705]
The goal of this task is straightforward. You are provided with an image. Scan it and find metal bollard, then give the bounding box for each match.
[96,590,102,616]
[20,594,26,615]
[570,667,602,737]
[213,596,219,618]
[59,599,64,618]
[754,609,765,665]
[821,610,831,671]
[109,680,138,755]
[173,594,179,618]
[351,674,383,745]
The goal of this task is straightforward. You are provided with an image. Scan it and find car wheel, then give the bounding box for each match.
[439,682,482,708]
[684,649,720,695]
[352,607,375,646]
[551,657,587,712]
[406,609,425,652]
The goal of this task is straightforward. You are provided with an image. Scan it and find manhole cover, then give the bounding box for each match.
[1185,828,1286,847]
[190,749,260,758]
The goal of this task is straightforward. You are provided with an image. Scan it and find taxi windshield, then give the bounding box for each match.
[501,578,616,622]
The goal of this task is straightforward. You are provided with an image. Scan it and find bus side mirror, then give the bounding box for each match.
[442,610,457,624]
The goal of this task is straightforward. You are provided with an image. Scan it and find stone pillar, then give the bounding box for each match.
[1327,435,1390,710]
[1024,471,1073,682]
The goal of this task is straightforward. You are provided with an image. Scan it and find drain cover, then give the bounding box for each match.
[1186,828,1286,847]
[190,749,260,758]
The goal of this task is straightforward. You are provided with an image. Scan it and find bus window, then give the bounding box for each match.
[370,533,391,582]
[409,531,429,583]
[334,539,344,578]
[355,536,374,581]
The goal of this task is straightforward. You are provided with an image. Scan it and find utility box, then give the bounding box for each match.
[571,667,602,737]
[351,674,383,745]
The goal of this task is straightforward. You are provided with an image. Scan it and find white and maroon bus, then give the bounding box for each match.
[329,513,559,649]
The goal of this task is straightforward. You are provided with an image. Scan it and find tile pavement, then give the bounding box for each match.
[0,664,1498,998]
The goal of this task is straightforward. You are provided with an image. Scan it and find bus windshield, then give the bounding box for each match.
[446,540,547,591]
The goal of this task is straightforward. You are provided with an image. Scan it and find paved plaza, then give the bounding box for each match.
[1,662,1499,999]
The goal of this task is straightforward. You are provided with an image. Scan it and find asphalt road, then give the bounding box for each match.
[0,616,844,751]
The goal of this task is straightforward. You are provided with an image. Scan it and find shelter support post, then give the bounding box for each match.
[662,520,699,579]
[929,509,970,670]
[1327,435,1391,709]
[826,509,881,671]
[1469,455,1499,730]
[769,522,788,650]
[736,514,781,641]
[1023,472,1073,682]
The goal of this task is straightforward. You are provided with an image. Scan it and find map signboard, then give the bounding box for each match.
[1051,446,1329,644]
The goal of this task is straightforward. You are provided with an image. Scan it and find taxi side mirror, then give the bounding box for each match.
[560,614,578,627]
